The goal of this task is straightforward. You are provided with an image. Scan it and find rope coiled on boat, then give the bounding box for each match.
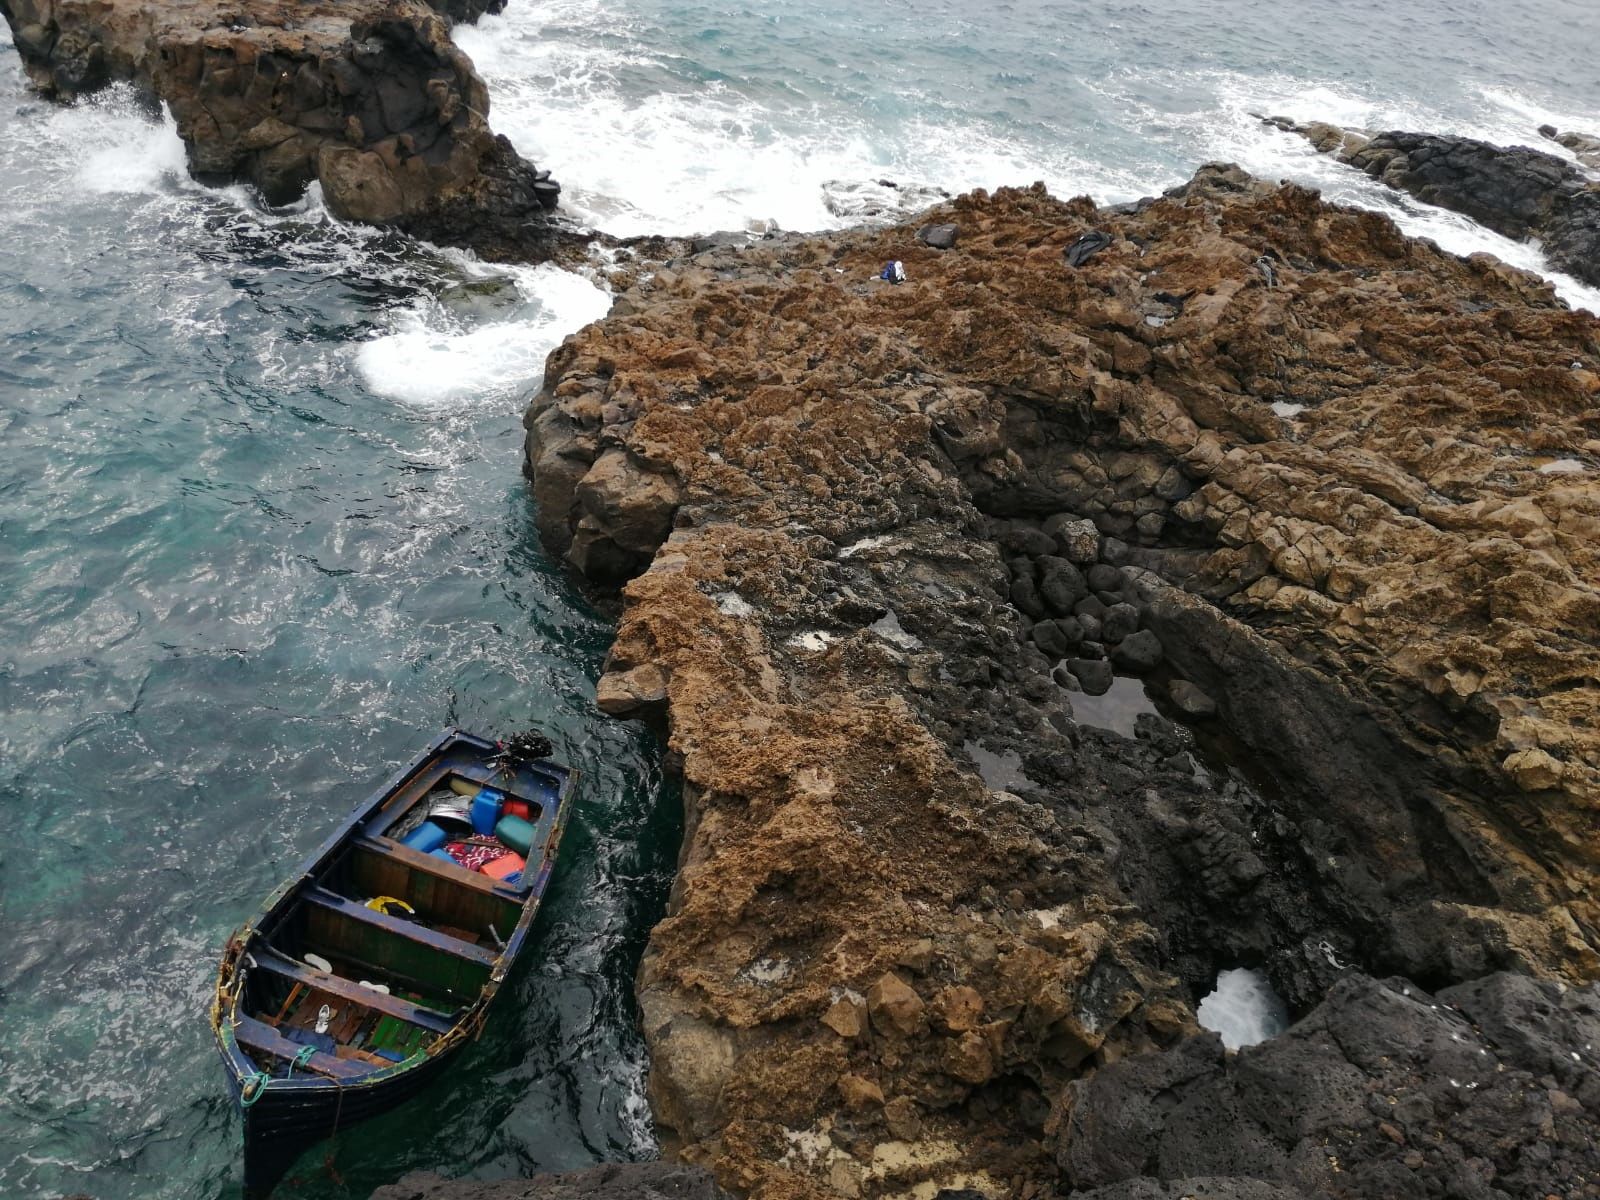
[285,1045,317,1079]
[239,1071,272,1108]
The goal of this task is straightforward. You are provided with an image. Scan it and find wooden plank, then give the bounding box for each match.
[304,888,496,968]
[251,947,458,1035]
[300,911,487,1002]
[348,843,520,937]
[232,1014,369,1082]
[356,835,502,898]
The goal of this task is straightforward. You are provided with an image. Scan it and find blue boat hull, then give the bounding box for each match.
[211,728,575,1198]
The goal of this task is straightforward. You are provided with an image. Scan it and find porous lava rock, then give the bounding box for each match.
[1061,972,1600,1199]
[1262,116,1600,286]
[525,169,1600,1196]
[0,0,570,259]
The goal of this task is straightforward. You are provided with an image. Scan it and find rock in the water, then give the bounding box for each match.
[0,0,571,260]
[1070,658,1114,695]
[1112,629,1164,672]
[1540,123,1600,170]
[1264,116,1600,285]
[524,170,1600,1200]
[1167,679,1217,718]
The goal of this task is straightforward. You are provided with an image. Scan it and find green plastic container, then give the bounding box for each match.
[494,813,536,856]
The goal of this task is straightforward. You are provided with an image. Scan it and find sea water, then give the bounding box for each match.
[1198,968,1291,1050]
[2,0,1598,1195]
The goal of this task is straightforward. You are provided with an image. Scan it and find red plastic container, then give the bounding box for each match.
[482,852,526,881]
[503,799,533,821]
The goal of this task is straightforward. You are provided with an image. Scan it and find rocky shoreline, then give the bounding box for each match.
[8,4,1600,1190]
[0,0,574,260]
[1260,116,1600,287]
[523,167,1600,1197]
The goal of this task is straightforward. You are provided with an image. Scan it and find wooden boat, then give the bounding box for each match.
[211,728,575,1198]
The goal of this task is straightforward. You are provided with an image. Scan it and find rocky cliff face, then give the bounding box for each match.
[524,167,1600,1197]
[1262,118,1600,287]
[0,0,566,259]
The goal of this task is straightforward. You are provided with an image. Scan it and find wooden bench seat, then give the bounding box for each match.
[232,1013,369,1082]
[303,887,496,968]
[250,946,458,1036]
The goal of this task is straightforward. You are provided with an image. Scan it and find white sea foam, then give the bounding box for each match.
[355,263,611,408]
[73,104,189,195]
[1197,967,1290,1050]
[453,2,1136,235]
[1083,67,1600,313]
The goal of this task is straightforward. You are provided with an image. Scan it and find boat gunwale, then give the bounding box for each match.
[212,728,578,1100]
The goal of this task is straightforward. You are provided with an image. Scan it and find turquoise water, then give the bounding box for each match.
[0,62,669,1200]
[2,0,1599,1196]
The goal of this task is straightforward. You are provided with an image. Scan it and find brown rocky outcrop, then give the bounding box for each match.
[1262,116,1600,287]
[0,0,567,259]
[524,166,1600,1197]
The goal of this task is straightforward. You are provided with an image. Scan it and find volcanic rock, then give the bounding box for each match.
[1101,601,1140,643]
[1541,123,1600,171]
[1069,658,1114,696]
[1263,116,1600,285]
[1058,972,1600,1198]
[0,0,572,260]
[1167,679,1217,719]
[1046,513,1101,563]
[525,170,1600,1197]
[1112,629,1163,673]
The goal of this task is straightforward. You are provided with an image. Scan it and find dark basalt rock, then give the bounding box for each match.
[1112,628,1164,672]
[1264,117,1600,285]
[1070,657,1114,695]
[1057,973,1600,1199]
[1101,601,1140,643]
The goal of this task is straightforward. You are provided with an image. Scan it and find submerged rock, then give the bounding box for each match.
[525,171,1600,1196]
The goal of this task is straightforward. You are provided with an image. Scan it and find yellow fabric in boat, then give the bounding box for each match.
[365,895,415,917]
